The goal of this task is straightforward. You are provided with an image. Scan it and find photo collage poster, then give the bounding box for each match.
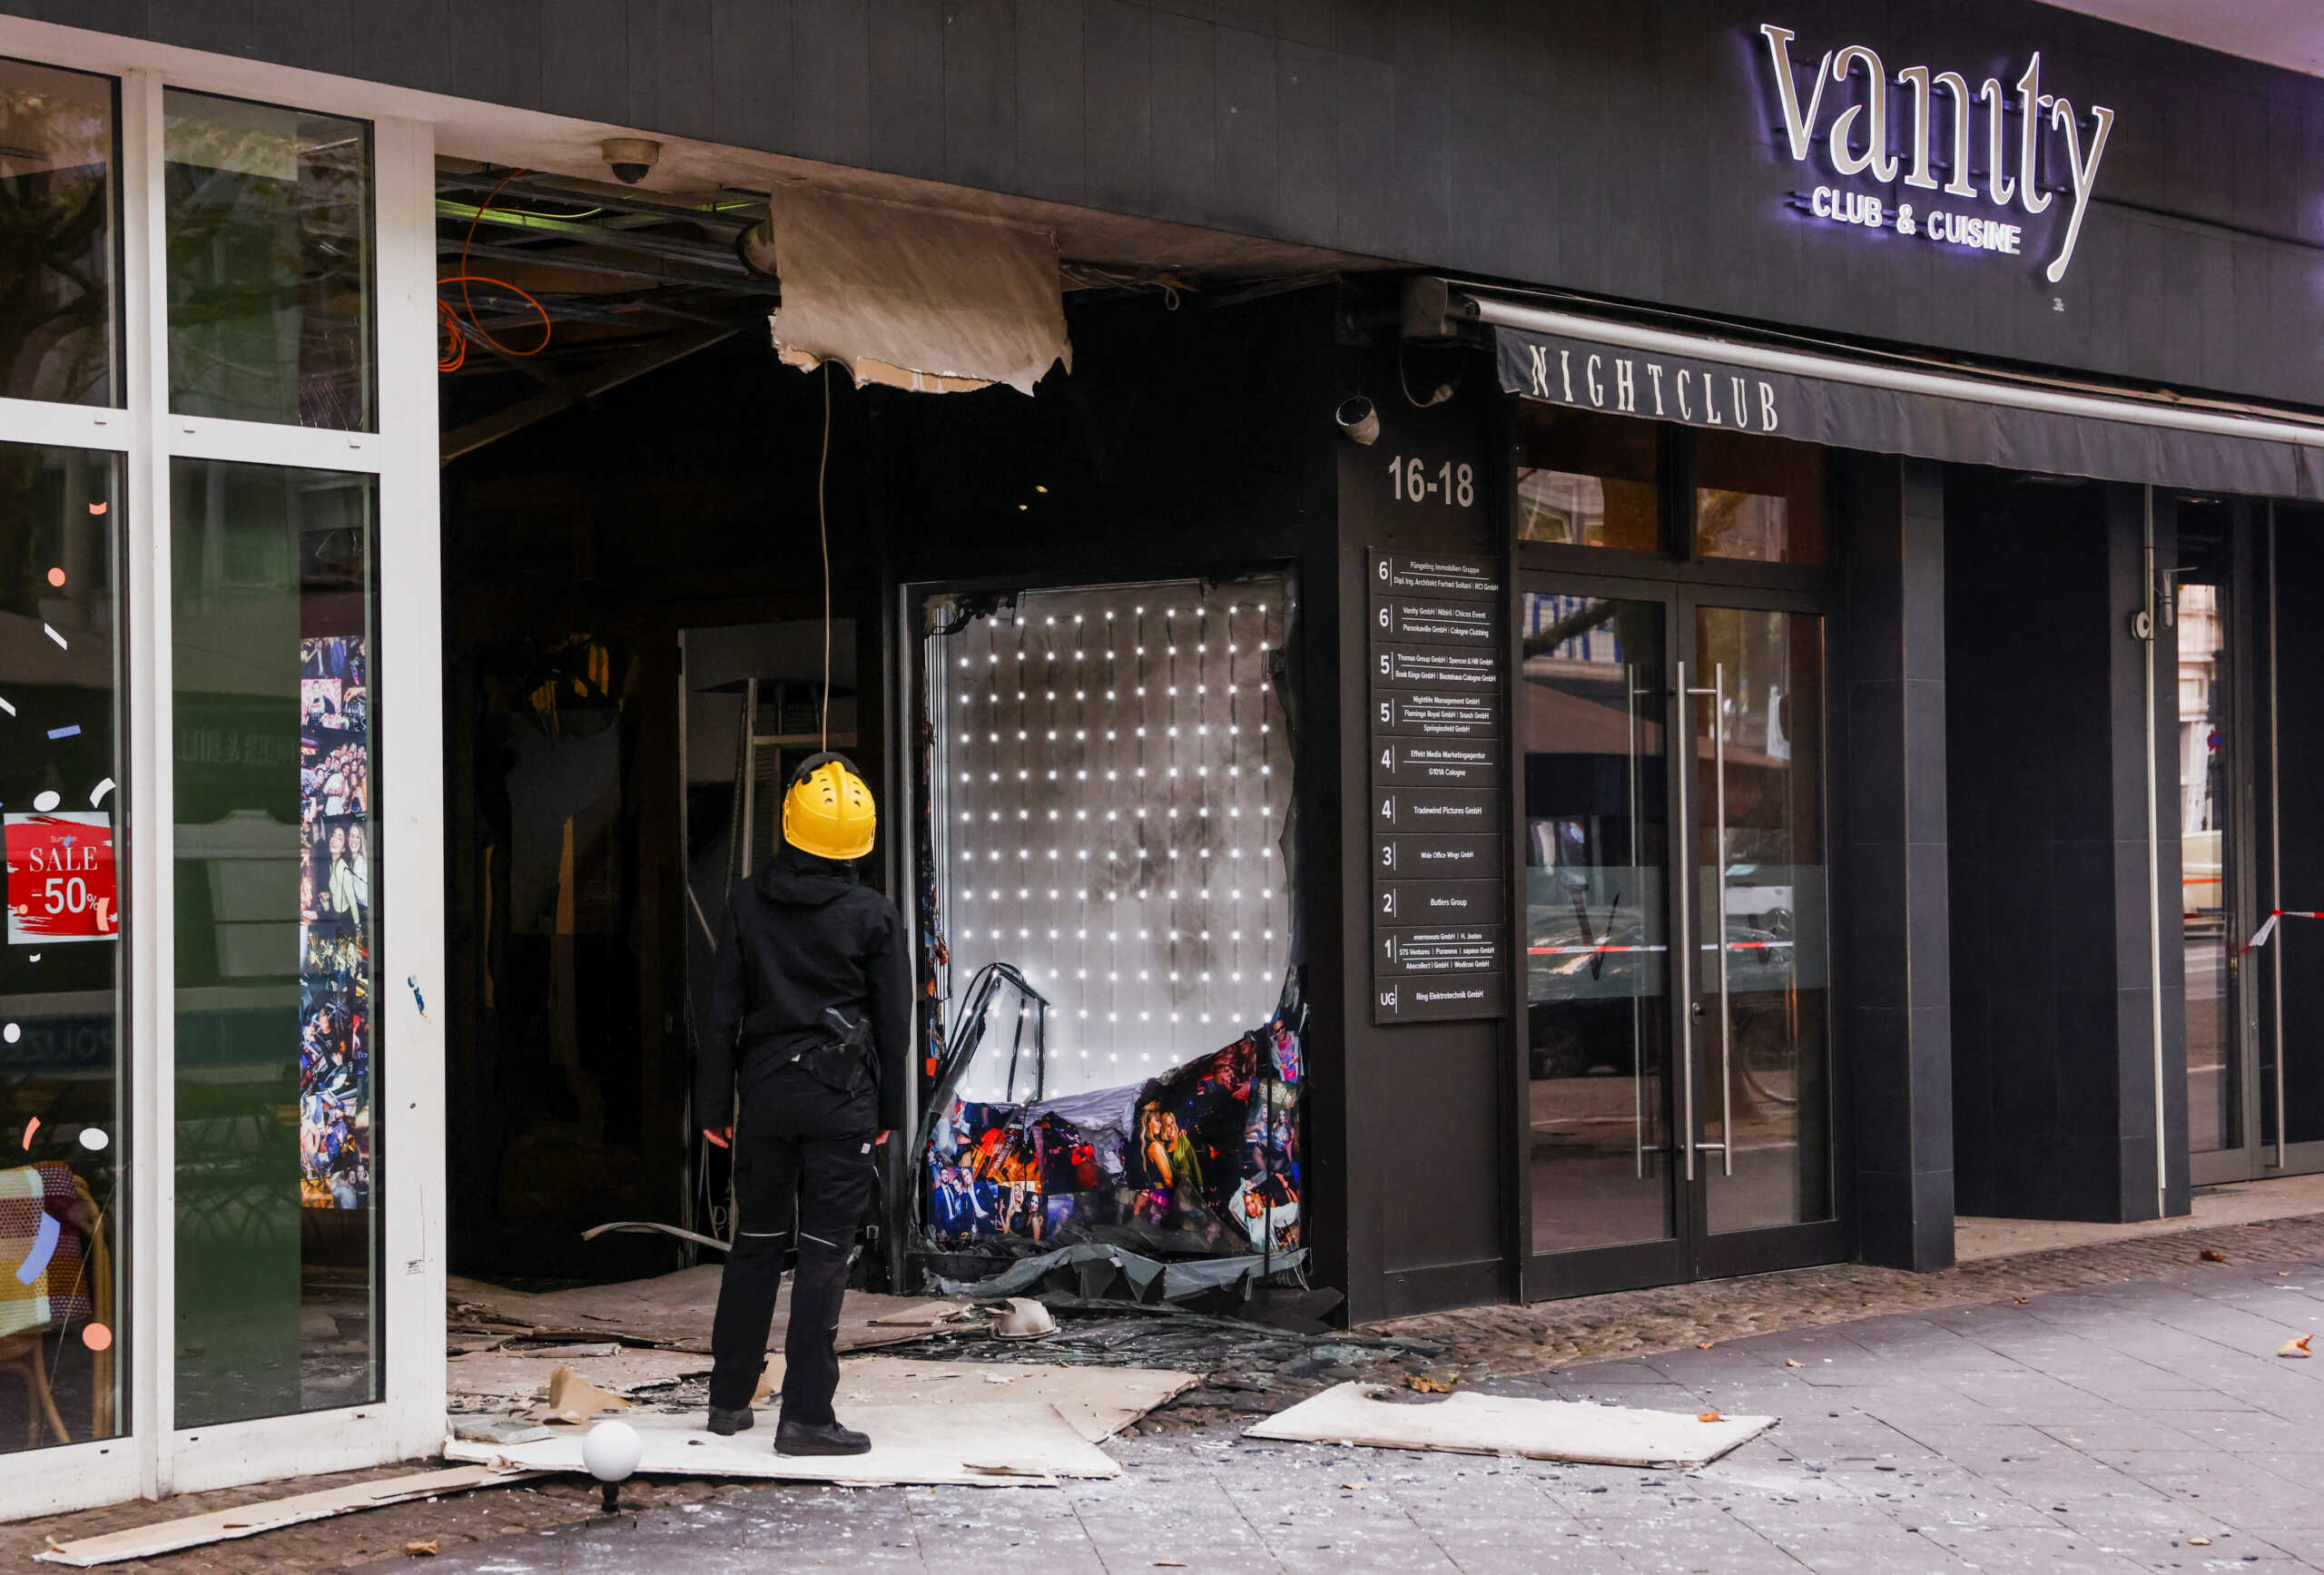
[297,635,372,1210]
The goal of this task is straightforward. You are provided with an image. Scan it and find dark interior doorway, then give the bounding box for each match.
[438,334,886,1284]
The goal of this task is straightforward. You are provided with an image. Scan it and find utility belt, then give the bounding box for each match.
[745,1007,878,1099]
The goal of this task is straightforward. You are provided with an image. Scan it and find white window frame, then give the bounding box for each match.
[0,32,444,1520]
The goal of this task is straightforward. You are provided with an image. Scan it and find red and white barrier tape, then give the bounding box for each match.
[2244,909,2324,952]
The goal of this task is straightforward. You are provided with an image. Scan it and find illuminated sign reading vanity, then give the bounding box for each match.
[1758,22,2115,284]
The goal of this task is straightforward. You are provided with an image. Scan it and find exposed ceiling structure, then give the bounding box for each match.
[434,137,1384,464]
[2040,0,2324,78]
[435,163,780,462]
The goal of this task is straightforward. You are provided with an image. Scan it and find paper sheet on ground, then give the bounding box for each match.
[818,1356,1197,1442]
[445,1404,1118,1486]
[34,1467,537,1567]
[1244,1382,1776,1468]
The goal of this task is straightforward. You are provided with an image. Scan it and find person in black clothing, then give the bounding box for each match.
[699,753,911,1456]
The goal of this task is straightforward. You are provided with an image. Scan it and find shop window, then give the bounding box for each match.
[1514,405,1659,551]
[0,439,124,1453]
[171,458,379,1426]
[163,91,373,431]
[1694,428,1826,564]
[920,579,1304,1265]
[0,58,118,407]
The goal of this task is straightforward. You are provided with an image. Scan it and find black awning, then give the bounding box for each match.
[1492,322,2324,500]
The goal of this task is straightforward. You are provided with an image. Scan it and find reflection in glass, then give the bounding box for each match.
[0,441,123,1452]
[2178,514,2235,1156]
[1695,429,1825,564]
[172,458,379,1425]
[0,59,117,406]
[1695,606,1830,1234]
[1522,593,1674,1255]
[164,91,373,430]
[1514,405,1659,551]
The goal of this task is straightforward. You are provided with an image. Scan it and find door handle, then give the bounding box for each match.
[1626,662,1648,1180]
[1684,660,1734,1177]
[1673,659,1695,1183]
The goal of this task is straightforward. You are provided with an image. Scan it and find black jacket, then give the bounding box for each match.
[701,848,912,1135]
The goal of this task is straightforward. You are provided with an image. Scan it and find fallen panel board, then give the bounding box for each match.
[1243,1383,1776,1469]
[447,1347,712,1403]
[445,1404,1118,1487]
[34,1466,538,1567]
[448,1270,962,1354]
[822,1356,1198,1442]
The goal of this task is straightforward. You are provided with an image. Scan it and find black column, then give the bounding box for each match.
[1945,474,2187,1225]
[1839,455,1955,1271]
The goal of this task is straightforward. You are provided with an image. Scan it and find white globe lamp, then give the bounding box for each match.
[581,1419,643,1512]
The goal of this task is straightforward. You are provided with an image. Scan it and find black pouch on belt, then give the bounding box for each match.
[791,1007,877,1098]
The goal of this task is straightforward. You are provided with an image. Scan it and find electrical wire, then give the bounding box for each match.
[438,167,555,364]
[437,275,553,359]
[832,359,841,757]
[437,298,466,373]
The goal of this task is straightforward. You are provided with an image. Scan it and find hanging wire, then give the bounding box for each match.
[818,361,833,751]
[437,168,556,368]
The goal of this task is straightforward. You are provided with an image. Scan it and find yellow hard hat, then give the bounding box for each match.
[782,753,876,861]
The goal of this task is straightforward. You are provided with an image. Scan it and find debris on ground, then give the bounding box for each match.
[2201,1248,2230,1263]
[32,1468,537,1567]
[448,1406,1118,1487]
[448,1269,963,1357]
[448,1348,710,1410]
[990,1296,1059,1340]
[1244,1382,1776,1468]
[2278,1334,2312,1357]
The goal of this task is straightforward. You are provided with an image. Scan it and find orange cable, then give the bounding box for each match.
[437,298,466,373]
[438,168,555,366]
[437,275,553,359]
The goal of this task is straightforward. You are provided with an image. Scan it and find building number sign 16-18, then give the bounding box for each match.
[1388,456,1474,507]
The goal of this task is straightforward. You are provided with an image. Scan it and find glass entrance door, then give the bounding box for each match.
[1521,588,1679,1291]
[1686,605,1835,1257]
[1523,576,1837,1295]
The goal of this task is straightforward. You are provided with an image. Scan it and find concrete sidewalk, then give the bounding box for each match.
[357,1255,2324,1574]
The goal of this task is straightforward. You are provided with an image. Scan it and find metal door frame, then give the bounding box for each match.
[1513,565,1845,1300]
[2189,499,2324,1185]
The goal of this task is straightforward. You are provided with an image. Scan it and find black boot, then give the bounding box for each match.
[706,1405,754,1436]
[775,1416,870,1456]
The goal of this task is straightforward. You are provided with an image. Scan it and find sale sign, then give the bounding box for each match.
[6,812,118,944]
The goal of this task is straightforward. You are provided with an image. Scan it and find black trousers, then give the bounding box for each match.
[707,1069,878,1421]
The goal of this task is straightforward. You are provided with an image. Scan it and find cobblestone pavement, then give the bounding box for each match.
[8,1214,2324,1574]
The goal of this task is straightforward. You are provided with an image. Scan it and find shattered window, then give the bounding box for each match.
[920,577,1303,1268]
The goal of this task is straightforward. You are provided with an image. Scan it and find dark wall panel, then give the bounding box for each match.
[1945,472,2181,1222]
[1331,349,1509,1321]
[36,1,2324,404]
[2273,508,2324,1151]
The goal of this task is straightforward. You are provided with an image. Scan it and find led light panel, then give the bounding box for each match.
[928,579,1293,1100]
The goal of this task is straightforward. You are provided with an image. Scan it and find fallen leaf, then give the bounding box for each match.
[1697,1341,1715,1350]
[2279,1334,2313,1358]
[1697,1410,1723,1423]
[405,1541,439,1558]
[1406,1373,1452,1394]
[2013,1297,2030,1305]
[2200,1249,2228,1264]
[2188,1536,2211,1546]
[1341,1481,1368,1491]
[2280,1271,2292,1277]
[1784,1359,1804,1368]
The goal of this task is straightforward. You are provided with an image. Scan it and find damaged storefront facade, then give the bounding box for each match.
[5,0,2324,1519]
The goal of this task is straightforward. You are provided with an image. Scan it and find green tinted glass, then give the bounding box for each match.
[172,457,378,1426]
